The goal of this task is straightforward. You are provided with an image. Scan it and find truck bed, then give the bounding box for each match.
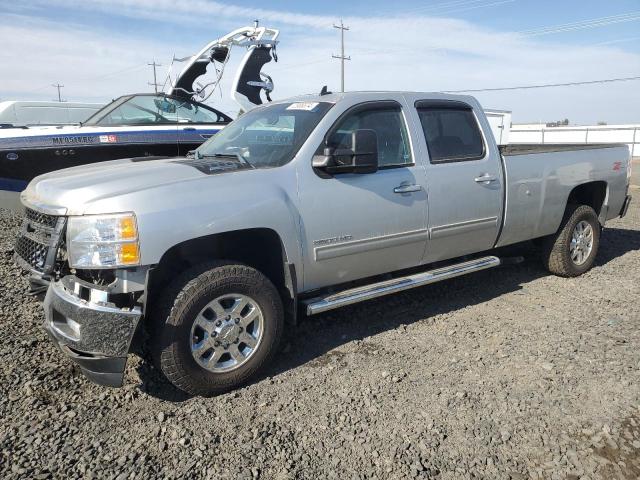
[496,143,630,248]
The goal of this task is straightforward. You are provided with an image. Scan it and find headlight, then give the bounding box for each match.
[67,213,140,268]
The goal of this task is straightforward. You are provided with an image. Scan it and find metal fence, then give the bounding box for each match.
[510,124,640,157]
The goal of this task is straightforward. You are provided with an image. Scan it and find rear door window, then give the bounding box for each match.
[417,107,485,163]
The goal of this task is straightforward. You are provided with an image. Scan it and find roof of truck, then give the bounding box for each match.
[271,90,479,105]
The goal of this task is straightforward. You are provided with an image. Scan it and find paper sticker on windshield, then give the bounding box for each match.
[99,135,117,143]
[286,102,319,112]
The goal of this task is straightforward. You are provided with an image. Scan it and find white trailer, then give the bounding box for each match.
[484,109,511,145]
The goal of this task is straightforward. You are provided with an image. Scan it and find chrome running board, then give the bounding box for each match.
[304,256,501,315]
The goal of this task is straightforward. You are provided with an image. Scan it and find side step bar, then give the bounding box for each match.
[304,256,501,315]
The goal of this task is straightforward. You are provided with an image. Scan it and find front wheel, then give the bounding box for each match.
[541,204,601,277]
[151,262,284,396]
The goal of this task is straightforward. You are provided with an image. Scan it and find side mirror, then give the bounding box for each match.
[312,129,379,175]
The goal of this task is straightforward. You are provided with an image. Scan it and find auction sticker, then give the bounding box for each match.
[286,102,319,111]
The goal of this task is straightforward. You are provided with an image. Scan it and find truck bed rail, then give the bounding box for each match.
[500,143,626,156]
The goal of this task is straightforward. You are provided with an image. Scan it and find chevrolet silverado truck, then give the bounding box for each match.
[14,91,632,396]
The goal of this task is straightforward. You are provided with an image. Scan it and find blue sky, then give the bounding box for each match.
[1,0,639,123]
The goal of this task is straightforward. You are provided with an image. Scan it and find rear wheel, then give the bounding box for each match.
[541,204,600,277]
[151,262,283,396]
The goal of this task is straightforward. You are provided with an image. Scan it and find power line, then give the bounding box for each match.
[390,0,490,12]
[276,57,329,71]
[591,36,640,47]
[24,64,148,95]
[423,0,515,16]
[517,11,640,37]
[80,63,147,82]
[24,83,57,95]
[346,10,640,64]
[148,60,162,93]
[372,0,516,18]
[51,83,65,102]
[443,75,640,93]
[332,20,351,93]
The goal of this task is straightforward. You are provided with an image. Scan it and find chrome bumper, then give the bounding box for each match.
[43,279,142,387]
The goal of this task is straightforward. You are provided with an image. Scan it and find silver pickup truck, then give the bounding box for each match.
[14,91,632,395]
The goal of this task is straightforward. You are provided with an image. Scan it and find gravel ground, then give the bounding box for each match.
[1,193,639,480]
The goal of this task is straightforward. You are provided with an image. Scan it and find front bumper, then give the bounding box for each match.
[43,279,141,387]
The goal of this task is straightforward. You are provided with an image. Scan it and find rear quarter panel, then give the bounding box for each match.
[496,145,629,247]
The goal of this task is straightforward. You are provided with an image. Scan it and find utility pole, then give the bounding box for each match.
[332,20,350,92]
[148,60,162,93]
[52,83,65,102]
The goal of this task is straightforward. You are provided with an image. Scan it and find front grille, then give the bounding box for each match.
[15,234,50,270]
[24,208,59,229]
[15,208,65,274]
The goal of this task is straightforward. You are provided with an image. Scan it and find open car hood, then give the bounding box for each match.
[167,24,279,113]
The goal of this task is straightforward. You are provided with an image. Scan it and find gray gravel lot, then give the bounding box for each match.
[1,193,639,479]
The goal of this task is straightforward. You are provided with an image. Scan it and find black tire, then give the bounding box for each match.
[151,261,284,396]
[541,204,601,277]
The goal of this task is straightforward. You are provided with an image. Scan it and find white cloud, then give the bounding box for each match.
[21,0,337,29]
[1,1,639,123]
[0,15,177,99]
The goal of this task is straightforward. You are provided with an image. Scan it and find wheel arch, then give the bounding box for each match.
[146,228,298,324]
[565,180,608,224]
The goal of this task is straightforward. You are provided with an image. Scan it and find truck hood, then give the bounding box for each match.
[21,156,250,215]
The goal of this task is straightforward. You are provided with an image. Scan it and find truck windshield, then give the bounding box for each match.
[195,101,333,168]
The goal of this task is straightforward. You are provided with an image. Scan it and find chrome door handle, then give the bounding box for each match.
[394,184,422,194]
[474,174,497,183]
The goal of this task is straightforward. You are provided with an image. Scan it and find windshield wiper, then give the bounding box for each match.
[200,153,255,169]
